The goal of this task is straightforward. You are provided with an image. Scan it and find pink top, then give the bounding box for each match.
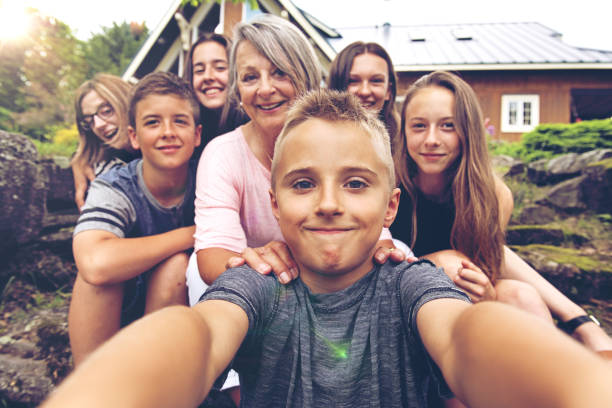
[194,127,283,253]
[194,126,392,253]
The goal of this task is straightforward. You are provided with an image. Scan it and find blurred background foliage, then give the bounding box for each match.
[0,7,147,151]
[489,119,612,162]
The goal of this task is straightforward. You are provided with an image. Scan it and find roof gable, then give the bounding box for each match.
[123,0,334,82]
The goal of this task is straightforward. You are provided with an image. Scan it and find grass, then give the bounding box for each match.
[512,244,611,273]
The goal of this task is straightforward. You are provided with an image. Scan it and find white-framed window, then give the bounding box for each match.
[500,94,540,133]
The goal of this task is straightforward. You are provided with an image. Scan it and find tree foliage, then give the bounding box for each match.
[181,0,258,11]
[0,10,88,139]
[83,21,148,77]
[0,9,147,143]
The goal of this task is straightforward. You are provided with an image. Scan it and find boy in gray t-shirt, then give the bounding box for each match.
[44,90,612,408]
[68,72,201,367]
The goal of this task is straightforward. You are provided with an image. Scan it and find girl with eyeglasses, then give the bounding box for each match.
[72,74,139,209]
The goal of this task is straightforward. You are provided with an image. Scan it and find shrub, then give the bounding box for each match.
[32,124,79,158]
[488,119,612,163]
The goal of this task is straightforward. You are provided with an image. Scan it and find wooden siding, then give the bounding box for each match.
[397,70,612,142]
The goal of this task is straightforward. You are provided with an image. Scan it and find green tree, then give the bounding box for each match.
[0,10,88,138]
[84,21,148,77]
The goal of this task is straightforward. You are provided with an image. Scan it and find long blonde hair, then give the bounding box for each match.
[72,74,132,166]
[393,71,504,282]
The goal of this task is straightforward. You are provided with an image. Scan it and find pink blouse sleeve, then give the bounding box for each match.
[193,138,247,253]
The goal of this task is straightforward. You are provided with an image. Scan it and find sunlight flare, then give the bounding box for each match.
[0,1,32,41]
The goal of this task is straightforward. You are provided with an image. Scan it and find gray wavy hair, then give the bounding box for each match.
[225,14,322,112]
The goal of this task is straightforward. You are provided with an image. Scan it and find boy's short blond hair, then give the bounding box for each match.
[271,89,396,190]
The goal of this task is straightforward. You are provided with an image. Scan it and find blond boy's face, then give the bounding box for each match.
[271,118,399,293]
[128,94,201,171]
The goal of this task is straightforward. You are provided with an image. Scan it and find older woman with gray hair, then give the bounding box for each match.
[186,15,322,403]
[190,14,321,294]
[188,14,402,309]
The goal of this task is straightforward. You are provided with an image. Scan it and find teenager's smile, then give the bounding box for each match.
[192,41,229,110]
[404,85,461,179]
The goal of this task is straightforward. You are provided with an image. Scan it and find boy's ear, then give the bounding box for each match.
[269,188,280,221]
[194,124,202,147]
[128,126,140,150]
[383,187,401,228]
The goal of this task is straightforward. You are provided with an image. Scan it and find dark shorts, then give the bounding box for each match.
[120,272,149,327]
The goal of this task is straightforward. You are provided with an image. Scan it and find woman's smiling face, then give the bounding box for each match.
[191,41,229,111]
[235,40,297,136]
[404,86,461,179]
[346,53,391,113]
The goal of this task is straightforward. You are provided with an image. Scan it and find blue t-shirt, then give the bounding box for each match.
[201,260,470,407]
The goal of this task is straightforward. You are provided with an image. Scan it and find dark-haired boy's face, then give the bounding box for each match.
[270,118,399,293]
[128,94,201,171]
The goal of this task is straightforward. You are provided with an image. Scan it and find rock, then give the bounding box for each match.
[506,226,564,246]
[517,205,557,225]
[513,245,612,302]
[0,354,53,405]
[4,248,76,291]
[537,176,587,212]
[581,158,612,214]
[526,149,612,186]
[0,280,71,407]
[40,156,77,213]
[508,161,526,176]
[493,155,526,177]
[0,131,48,258]
[526,158,548,185]
[546,153,580,182]
[491,155,516,168]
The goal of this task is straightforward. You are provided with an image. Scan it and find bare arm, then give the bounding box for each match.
[494,177,611,348]
[424,250,496,302]
[418,300,612,408]
[501,246,612,350]
[196,247,240,285]
[42,301,248,408]
[494,175,514,231]
[73,226,195,286]
[71,158,96,210]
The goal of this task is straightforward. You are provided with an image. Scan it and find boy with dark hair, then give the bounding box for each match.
[68,71,201,366]
[49,89,611,407]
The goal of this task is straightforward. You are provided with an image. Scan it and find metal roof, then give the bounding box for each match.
[326,22,612,71]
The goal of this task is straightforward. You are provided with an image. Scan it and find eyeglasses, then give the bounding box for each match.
[79,103,115,130]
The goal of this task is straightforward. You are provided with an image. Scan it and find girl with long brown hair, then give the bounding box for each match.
[392,71,611,356]
[327,41,400,145]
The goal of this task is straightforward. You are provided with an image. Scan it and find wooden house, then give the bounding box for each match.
[124,2,612,142]
[122,0,336,83]
[327,22,612,141]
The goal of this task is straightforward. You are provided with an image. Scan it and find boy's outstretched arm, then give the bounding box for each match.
[43,301,248,408]
[418,300,612,408]
[73,226,195,285]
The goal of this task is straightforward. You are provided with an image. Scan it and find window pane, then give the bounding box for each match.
[523,102,532,125]
[509,102,517,125]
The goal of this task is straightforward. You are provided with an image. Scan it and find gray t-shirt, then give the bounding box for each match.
[202,260,470,408]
